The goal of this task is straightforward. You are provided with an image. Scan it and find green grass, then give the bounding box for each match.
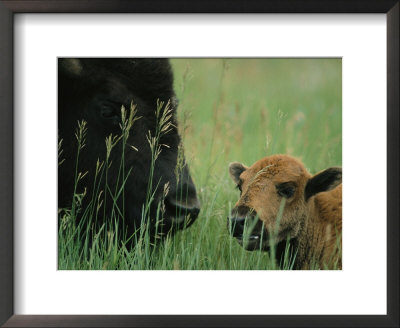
[58,58,342,270]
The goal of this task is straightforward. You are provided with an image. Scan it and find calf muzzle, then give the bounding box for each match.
[227,216,246,238]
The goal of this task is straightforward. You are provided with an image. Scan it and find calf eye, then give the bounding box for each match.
[276,182,296,198]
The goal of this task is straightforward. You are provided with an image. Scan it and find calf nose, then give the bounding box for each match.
[228,216,246,238]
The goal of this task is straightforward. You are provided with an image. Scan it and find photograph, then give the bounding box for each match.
[1,1,397,324]
[58,58,342,270]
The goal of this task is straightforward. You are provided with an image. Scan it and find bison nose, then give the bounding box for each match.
[188,206,200,219]
[165,183,200,224]
[228,216,246,238]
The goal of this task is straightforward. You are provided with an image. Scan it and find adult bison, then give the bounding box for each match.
[58,58,200,243]
[228,154,342,269]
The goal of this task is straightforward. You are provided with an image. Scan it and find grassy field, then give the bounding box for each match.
[58,58,342,270]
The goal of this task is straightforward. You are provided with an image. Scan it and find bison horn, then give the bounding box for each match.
[59,58,83,76]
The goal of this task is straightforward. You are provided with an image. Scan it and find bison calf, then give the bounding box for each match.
[228,154,342,269]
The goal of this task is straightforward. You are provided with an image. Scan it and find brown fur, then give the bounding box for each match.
[229,154,342,270]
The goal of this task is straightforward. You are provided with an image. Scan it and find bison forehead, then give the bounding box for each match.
[63,58,175,102]
[96,78,134,103]
[88,58,172,84]
[80,58,171,77]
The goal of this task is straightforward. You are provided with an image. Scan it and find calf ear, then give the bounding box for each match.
[305,167,342,201]
[229,162,248,184]
[59,58,83,77]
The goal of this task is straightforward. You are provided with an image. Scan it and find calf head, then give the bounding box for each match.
[228,154,341,251]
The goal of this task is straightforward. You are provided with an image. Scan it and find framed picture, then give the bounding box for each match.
[1,1,398,327]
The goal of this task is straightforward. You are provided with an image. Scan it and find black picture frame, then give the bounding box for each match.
[0,1,398,327]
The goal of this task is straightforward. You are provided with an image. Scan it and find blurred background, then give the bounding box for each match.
[171,58,342,190]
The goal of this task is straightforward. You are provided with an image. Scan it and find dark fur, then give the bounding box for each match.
[58,58,200,242]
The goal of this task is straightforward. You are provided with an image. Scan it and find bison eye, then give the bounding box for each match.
[100,106,118,120]
[276,182,296,198]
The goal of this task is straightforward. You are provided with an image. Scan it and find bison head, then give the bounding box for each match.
[58,58,200,241]
[228,154,341,251]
